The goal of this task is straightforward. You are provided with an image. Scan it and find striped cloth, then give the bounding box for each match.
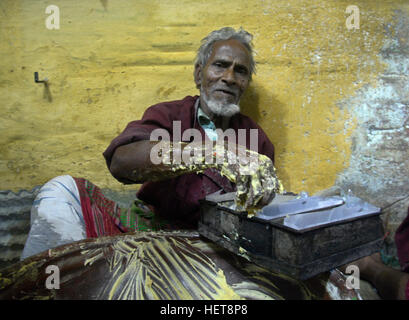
[21,175,170,260]
[73,178,169,238]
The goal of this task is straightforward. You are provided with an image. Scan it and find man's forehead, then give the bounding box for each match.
[208,39,251,66]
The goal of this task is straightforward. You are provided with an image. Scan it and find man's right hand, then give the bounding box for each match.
[215,145,282,211]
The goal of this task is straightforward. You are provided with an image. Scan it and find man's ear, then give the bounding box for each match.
[194,63,202,89]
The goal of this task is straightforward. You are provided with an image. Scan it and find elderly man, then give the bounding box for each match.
[21,27,280,259]
[104,27,280,228]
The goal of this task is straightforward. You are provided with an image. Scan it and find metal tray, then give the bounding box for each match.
[198,198,384,280]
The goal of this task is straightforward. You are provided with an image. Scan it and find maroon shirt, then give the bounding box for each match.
[103,95,275,228]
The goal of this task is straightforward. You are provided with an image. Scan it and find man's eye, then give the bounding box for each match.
[236,68,248,75]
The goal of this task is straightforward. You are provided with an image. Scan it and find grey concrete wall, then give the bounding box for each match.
[336,9,409,258]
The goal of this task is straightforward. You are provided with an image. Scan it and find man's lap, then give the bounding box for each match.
[21,175,167,260]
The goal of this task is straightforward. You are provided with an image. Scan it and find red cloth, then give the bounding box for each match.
[74,177,125,238]
[395,207,409,273]
[103,95,275,228]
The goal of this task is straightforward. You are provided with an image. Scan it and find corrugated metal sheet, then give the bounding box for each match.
[0,187,41,269]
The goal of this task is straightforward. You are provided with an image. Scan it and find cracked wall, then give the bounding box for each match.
[336,9,409,254]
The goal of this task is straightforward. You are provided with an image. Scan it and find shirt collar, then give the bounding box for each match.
[195,96,234,131]
[197,105,215,129]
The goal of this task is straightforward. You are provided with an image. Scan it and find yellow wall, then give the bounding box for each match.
[0,0,405,194]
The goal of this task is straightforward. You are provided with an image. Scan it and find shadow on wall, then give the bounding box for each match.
[240,85,262,123]
[240,84,291,190]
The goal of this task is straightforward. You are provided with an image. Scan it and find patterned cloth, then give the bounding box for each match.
[73,177,169,238]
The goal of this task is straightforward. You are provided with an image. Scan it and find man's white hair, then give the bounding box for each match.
[195,27,256,80]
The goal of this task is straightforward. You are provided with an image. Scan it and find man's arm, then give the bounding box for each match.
[109,140,156,183]
[109,140,214,183]
[109,139,282,211]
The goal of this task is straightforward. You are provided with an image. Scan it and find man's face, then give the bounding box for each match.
[195,39,251,115]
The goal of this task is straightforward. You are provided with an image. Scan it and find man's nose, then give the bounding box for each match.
[221,66,236,85]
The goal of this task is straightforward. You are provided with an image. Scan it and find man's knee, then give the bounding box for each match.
[28,174,86,245]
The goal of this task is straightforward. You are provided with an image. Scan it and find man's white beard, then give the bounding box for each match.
[201,91,240,118]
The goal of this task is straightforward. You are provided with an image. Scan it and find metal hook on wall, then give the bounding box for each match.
[34,72,52,102]
[34,72,48,84]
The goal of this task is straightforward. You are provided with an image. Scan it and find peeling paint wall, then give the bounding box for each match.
[335,9,409,255]
[0,1,408,262]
